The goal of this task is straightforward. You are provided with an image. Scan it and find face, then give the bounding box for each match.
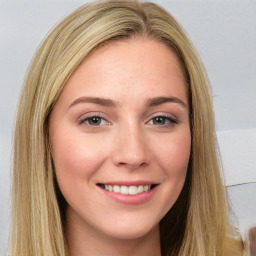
[49,39,191,240]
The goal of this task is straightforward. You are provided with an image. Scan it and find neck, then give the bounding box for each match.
[65,207,161,256]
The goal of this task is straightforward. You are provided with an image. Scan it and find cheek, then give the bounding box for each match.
[128,131,190,224]
[155,131,191,176]
[157,131,191,212]
[50,127,108,186]
[50,129,110,211]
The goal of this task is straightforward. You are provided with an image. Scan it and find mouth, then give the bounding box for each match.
[97,183,158,195]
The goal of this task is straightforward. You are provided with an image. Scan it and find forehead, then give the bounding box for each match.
[57,38,188,108]
[79,38,186,80]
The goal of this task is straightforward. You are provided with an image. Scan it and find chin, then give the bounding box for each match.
[100,221,159,240]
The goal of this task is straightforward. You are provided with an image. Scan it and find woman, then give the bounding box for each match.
[10,1,246,255]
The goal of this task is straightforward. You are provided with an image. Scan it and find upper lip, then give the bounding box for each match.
[96,180,159,186]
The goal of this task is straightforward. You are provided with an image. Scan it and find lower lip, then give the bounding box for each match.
[98,186,158,205]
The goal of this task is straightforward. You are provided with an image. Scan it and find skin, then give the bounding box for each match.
[49,38,191,256]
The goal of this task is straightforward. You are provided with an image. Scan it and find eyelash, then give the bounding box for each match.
[147,115,178,127]
[79,115,109,126]
[79,114,178,128]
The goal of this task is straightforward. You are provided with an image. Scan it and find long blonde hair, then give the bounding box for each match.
[10,1,245,255]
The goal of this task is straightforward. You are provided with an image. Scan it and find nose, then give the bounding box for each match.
[111,124,150,169]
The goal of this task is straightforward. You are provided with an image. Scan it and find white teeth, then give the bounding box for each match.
[143,185,149,192]
[128,186,137,195]
[138,185,144,193]
[121,186,129,194]
[103,184,152,195]
[113,185,120,193]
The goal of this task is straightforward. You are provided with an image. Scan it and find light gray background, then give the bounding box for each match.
[1,0,256,255]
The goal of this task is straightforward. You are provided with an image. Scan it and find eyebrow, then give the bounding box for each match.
[146,96,187,109]
[69,97,118,108]
[69,96,187,109]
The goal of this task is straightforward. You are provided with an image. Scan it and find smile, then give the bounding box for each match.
[97,184,157,195]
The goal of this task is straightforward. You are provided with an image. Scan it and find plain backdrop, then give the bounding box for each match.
[1,0,256,255]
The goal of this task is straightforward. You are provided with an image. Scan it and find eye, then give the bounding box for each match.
[81,116,108,126]
[148,115,177,126]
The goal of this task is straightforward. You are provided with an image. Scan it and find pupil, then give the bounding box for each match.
[90,117,100,124]
[154,117,164,125]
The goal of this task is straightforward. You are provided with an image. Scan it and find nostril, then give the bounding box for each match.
[118,161,146,169]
